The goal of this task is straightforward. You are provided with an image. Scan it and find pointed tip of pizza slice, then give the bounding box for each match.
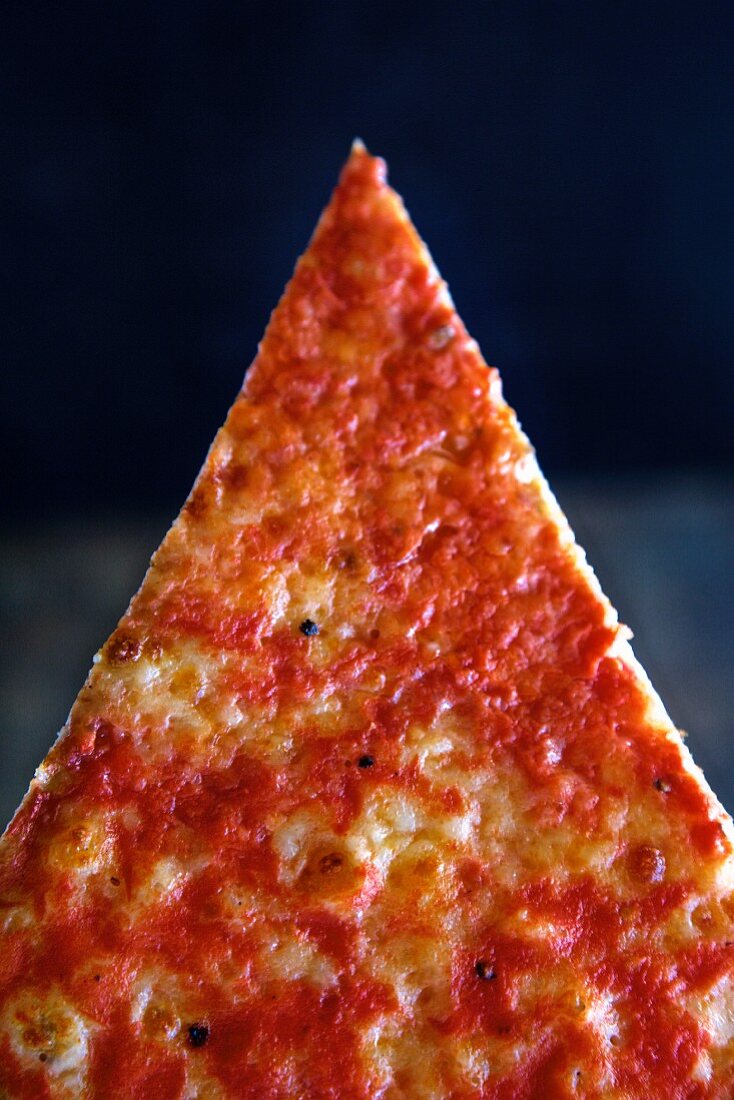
[2,147,734,1098]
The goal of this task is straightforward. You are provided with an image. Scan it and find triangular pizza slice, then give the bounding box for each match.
[1,144,733,1099]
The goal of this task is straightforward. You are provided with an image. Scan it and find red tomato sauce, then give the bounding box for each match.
[1,146,732,1098]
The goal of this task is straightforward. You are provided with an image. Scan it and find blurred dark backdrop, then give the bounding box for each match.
[1,2,733,824]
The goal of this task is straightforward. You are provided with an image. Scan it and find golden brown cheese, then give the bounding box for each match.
[1,143,733,1099]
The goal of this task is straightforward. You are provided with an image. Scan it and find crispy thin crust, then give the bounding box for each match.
[1,145,733,1099]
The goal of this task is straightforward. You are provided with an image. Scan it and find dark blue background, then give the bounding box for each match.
[3,2,734,518]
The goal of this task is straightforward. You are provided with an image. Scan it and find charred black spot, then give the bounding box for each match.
[357,755,375,769]
[94,974,101,982]
[39,1052,48,1062]
[319,853,343,874]
[187,1024,209,1048]
[110,876,121,886]
[653,777,672,793]
[475,960,496,981]
[299,619,319,637]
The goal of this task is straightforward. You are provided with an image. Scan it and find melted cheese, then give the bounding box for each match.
[2,990,93,1097]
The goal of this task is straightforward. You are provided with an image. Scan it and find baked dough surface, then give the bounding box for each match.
[1,145,733,1098]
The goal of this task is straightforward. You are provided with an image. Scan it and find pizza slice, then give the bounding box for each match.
[1,143,733,1099]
